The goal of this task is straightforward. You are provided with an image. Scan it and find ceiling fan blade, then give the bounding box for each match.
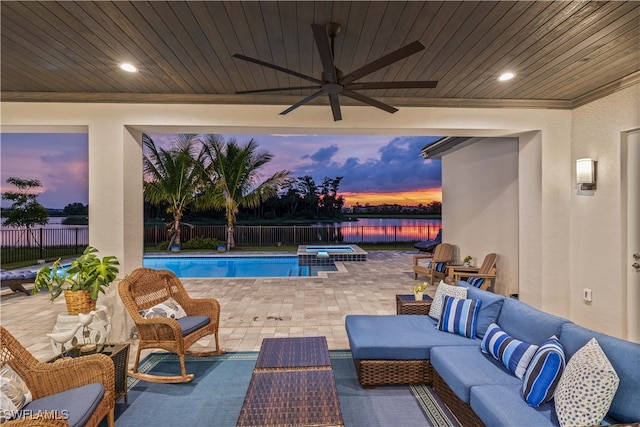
[345,80,438,90]
[339,41,425,86]
[341,90,398,114]
[236,85,320,94]
[280,90,324,115]
[328,93,342,121]
[233,54,323,85]
[311,24,338,83]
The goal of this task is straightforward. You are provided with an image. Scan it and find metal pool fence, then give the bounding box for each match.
[1,227,89,264]
[144,224,441,248]
[1,224,441,264]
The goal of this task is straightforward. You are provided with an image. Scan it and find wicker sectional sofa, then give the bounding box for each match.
[345,283,640,426]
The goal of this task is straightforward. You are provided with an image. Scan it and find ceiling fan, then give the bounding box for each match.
[233,22,438,121]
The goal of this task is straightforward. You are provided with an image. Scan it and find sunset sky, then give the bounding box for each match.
[1,132,442,209]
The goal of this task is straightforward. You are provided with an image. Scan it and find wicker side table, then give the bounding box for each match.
[48,342,130,403]
[396,294,433,315]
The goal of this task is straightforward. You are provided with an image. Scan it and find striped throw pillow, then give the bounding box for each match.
[434,262,447,273]
[428,281,468,320]
[437,296,482,339]
[467,277,485,288]
[522,336,566,407]
[481,323,539,379]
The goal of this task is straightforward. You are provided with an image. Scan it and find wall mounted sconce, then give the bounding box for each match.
[576,158,596,190]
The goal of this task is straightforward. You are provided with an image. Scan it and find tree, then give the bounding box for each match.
[1,177,49,248]
[201,135,291,249]
[2,177,49,228]
[63,202,88,216]
[143,134,208,249]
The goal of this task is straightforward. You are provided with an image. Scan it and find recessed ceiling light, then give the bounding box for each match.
[119,63,138,73]
[498,72,516,82]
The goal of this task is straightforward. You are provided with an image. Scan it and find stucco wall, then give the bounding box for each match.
[570,84,640,338]
[442,138,519,297]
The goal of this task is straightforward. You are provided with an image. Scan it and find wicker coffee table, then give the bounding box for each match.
[396,294,433,315]
[237,336,344,427]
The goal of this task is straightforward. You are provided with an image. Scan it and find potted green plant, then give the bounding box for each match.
[463,255,472,267]
[33,246,120,315]
[412,282,429,301]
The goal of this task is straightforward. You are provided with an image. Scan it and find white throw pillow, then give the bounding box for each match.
[428,280,467,320]
[0,364,32,422]
[554,338,619,427]
[139,297,187,319]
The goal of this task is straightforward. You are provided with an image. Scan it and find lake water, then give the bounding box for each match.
[1,217,442,246]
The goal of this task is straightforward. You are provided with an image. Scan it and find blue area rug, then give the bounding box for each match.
[106,351,460,427]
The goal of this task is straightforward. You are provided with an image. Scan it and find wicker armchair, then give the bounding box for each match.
[449,253,498,291]
[118,267,223,383]
[412,243,454,285]
[0,326,115,427]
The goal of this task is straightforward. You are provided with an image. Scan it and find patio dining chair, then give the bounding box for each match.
[449,253,498,291]
[118,268,223,383]
[412,243,454,285]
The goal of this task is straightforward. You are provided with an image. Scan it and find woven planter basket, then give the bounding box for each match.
[64,290,97,315]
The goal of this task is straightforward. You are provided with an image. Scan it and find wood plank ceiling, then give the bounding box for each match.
[2,1,639,110]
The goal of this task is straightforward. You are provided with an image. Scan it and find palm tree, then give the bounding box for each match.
[201,135,291,249]
[143,133,207,250]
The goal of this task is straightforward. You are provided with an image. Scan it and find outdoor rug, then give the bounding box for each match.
[105,351,460,427]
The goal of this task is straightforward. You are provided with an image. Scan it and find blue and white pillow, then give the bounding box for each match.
[434,262,447,273]
[437,296,482,339]
[481,323,539,379]
[139,297,187,319]
[467,277,485,288]
[522,335,566,407]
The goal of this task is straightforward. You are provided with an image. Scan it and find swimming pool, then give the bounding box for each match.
[143,256,337,278]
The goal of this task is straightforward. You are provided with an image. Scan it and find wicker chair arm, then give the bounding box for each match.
[4,412,70,427]
[24,353,114,399]
[134,317,184,342]
[180,298,220,319]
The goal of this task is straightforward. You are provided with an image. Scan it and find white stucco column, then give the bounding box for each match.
[89,121,143,342]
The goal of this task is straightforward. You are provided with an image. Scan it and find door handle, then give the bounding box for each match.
[633,262,640,269]
[634,253,640,260]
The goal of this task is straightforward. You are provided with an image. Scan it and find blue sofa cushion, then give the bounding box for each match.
[17,383,104,427]
[430,346,521,403]
[559,323,639,423]
[177,316,210,336]
[345,315,478,360]
[470,384,559,427]
[481,323,538,379]
[522,335,566,407]
[497,298,568,345]
[437,296,481,339]
[458,281,504,338]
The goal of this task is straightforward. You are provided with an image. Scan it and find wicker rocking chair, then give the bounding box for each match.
[118,268,224,384]
[412,243,454,285]
[0,326,115,427]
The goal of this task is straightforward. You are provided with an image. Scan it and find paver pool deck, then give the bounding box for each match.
[0,250,435,365]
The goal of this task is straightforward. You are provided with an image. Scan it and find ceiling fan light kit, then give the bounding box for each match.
[233,22,438,121]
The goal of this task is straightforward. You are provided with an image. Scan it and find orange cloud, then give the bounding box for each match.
[342,188,441,207]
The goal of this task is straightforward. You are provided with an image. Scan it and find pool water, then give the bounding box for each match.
[143,256,337,278]
[304,246,355,253]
